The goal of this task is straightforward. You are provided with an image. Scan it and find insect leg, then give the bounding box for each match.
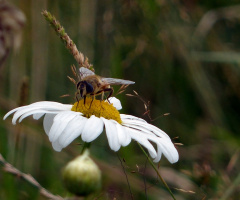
[75,91,80,111]
[101,92,104,101]
[104,87,114,103]
[89,97,94,109]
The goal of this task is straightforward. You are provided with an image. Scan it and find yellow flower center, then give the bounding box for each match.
[71,97,122,124]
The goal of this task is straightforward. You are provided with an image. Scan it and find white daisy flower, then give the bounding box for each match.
[3,97,179,163]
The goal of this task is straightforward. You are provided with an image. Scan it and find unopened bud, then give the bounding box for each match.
[62,150,101,196]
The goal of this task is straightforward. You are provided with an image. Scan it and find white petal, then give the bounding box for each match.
[48,111,78,142]
[116,123,131,146]
[81,115,104,142]
[154,139,179,163]
[59,116,87,148]
[11,107,42,125]
[122,118,171,140]
[140,132,179,163]
[52,140,63,152]
[43,114,56,135]
[3,105,28,120]
[143,122,171,139]
[108,97,122,110]
[126,128,157,159]
[102,118,121,151]
[120,114,147,122]
[122,123,156,137]
[33,113,45,120]
[19,110,58,123]
[153,151,162,163]
[29,101,72,110]
[4,101,72,125]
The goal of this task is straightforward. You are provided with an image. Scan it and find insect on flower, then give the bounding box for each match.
[75,67,135,104]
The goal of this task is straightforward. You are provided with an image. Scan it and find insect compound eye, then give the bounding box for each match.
[85,82,94,94]
[78,81,93,97]
[77,81,85,97]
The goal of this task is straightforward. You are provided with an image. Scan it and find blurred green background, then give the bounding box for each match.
[1,0,240,199]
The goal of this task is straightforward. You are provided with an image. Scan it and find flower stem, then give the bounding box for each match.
[41,10,93,70]
[137,143,176,200]
[81,142,91,154]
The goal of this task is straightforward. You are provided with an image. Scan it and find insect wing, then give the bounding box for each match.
[79,67,95,79]
[102,78,135,85]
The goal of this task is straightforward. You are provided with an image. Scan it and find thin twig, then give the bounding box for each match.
[0,154,64,200]
[126,90,170,122]
[116,153,134,200]
[41,10,93,71]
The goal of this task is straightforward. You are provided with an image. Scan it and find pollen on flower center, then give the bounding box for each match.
[71,97,122,124]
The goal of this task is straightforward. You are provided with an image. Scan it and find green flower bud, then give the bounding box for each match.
[62,150,101,196]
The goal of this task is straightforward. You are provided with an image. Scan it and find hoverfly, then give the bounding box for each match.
[76,67,135,103]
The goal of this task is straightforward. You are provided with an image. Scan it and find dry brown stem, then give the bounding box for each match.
[42,10,93,71]
[0,154,64,200]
